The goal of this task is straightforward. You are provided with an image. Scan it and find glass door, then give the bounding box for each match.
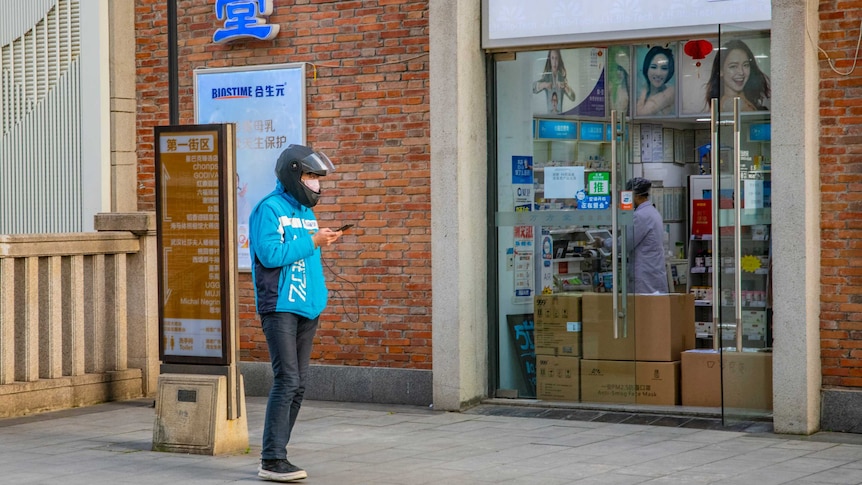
[713,24,774,424]
[491,47,639,405]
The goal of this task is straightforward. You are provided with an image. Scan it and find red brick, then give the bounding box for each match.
[136,0,431,368]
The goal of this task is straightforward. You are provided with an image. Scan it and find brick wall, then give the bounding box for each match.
[819,1,862,388]
[135,0,431,369]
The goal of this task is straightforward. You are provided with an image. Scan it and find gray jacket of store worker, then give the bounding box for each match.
[603,183,669,294]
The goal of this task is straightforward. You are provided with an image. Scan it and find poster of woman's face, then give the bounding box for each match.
[634,43,678,118]
[680,36,771,115]
[607,46,631,117]
[529,47,605,117]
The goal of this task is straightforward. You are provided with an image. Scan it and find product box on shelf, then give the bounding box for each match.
[534,293,582,357]
[536,355,580,401]
[695,321,714,338]
[691,199,712,236]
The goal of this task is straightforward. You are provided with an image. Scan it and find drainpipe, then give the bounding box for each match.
[167,0,179,124]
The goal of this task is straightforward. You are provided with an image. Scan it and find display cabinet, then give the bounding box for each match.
[533,117,613,293]
[687,172,771,351]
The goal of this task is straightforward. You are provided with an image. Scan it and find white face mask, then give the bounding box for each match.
[302,177,320,193]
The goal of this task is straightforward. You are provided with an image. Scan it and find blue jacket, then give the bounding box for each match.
[248,182,328,318]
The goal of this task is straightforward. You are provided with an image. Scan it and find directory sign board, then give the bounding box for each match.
[155,124,238,365]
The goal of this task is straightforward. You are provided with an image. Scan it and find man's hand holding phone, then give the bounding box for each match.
[313,227,341,248]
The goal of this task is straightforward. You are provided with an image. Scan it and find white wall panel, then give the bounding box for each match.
[0,0,97,234]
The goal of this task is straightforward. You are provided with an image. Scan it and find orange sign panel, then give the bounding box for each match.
[157,130,224,360]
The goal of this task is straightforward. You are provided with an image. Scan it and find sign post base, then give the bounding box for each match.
[152,373,249,455]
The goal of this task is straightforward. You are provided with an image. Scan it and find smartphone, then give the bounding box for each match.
[336,223,354,232]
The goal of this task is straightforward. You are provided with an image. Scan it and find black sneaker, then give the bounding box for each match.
[258,459,307,482]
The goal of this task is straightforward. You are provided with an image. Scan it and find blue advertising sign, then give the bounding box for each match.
[580,122,604,141]
[749,123,771,142]
[537,119,577,139]
[512,156,533,184]
[576,190,611,210]
[195,63,306,270]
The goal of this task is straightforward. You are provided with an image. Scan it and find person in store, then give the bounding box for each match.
[705,38,771,112]
[636,45,676,116]
[249,144,344,482]
[532,48,576,114]
[594,177,669,294]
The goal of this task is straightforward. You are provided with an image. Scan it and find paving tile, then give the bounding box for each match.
[0,397,861,484]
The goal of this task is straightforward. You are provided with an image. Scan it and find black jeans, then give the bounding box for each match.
[260,312,319,460]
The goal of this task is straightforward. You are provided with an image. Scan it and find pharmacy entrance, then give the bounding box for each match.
[491,24,773,424]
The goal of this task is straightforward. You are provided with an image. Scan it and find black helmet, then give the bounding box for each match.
[274,144,335,208]
[626,177,651,196]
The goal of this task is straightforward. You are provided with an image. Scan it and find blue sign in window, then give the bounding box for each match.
[580,122,605,141]
[749,123,771,142]
[512,156,533,184]
[537,120,577,140]
[577,195,610,210]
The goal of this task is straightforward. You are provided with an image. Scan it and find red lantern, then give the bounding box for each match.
[684,39,713,60]
[684,40,713,78]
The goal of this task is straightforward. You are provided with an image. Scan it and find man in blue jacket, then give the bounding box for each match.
[250,144,343,482]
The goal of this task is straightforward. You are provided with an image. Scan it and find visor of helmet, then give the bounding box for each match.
[300,150,336,176]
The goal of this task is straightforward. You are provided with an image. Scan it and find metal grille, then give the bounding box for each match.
[0,0,82,234]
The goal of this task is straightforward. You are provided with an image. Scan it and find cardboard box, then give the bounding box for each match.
[581,293,694,362]
[681,350,773,409]
[535,320,582,357]
[581,293,635,361]
[723,351,773,410]
[536,355,580,401]
[681,350,721,407]
[580,359,680,405]
[534,293,582,357]
[634,294,695,362]
[580,359,636,403]
[636,361,680,406]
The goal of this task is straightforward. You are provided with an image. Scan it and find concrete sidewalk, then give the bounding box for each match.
[2,396,862,484]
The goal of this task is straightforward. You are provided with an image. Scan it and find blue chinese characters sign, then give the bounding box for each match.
[214,0,279,44]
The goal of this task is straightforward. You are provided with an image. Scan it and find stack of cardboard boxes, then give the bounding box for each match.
[534,293,583,401]
[535,292,772,410]
[580,293,694,405]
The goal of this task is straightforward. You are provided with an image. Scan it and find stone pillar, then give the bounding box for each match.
[95,212,160,395]
[109,0,138,212]
[429,0,489,411]
[771,0,822,434]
